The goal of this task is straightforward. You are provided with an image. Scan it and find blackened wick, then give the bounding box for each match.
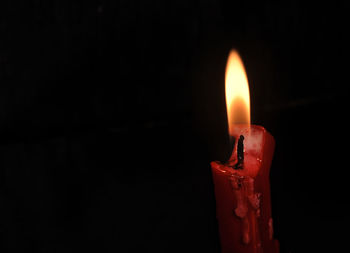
[234,135,244,170]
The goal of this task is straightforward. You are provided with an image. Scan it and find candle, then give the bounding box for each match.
[211,50,279,253]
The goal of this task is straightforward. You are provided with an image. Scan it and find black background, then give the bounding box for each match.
[1,1,349,252]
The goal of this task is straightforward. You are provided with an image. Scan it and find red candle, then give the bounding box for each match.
[211,50,279,253]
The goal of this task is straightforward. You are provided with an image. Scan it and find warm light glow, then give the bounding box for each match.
[225,49,251,136]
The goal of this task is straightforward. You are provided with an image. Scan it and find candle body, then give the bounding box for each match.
[211,125,279,253]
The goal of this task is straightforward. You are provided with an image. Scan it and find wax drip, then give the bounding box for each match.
[229,174,262,250]
[234,135,244,170]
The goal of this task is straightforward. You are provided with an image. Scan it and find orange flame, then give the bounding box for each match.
[225,49,251,136]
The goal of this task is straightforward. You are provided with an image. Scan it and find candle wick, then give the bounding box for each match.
[234,135,244,170]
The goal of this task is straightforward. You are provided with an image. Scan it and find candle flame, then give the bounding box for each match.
[225,49,251,136]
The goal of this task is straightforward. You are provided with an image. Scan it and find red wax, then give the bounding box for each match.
[211,125,279,253]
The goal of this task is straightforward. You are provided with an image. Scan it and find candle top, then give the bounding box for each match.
[212,125,271,178]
